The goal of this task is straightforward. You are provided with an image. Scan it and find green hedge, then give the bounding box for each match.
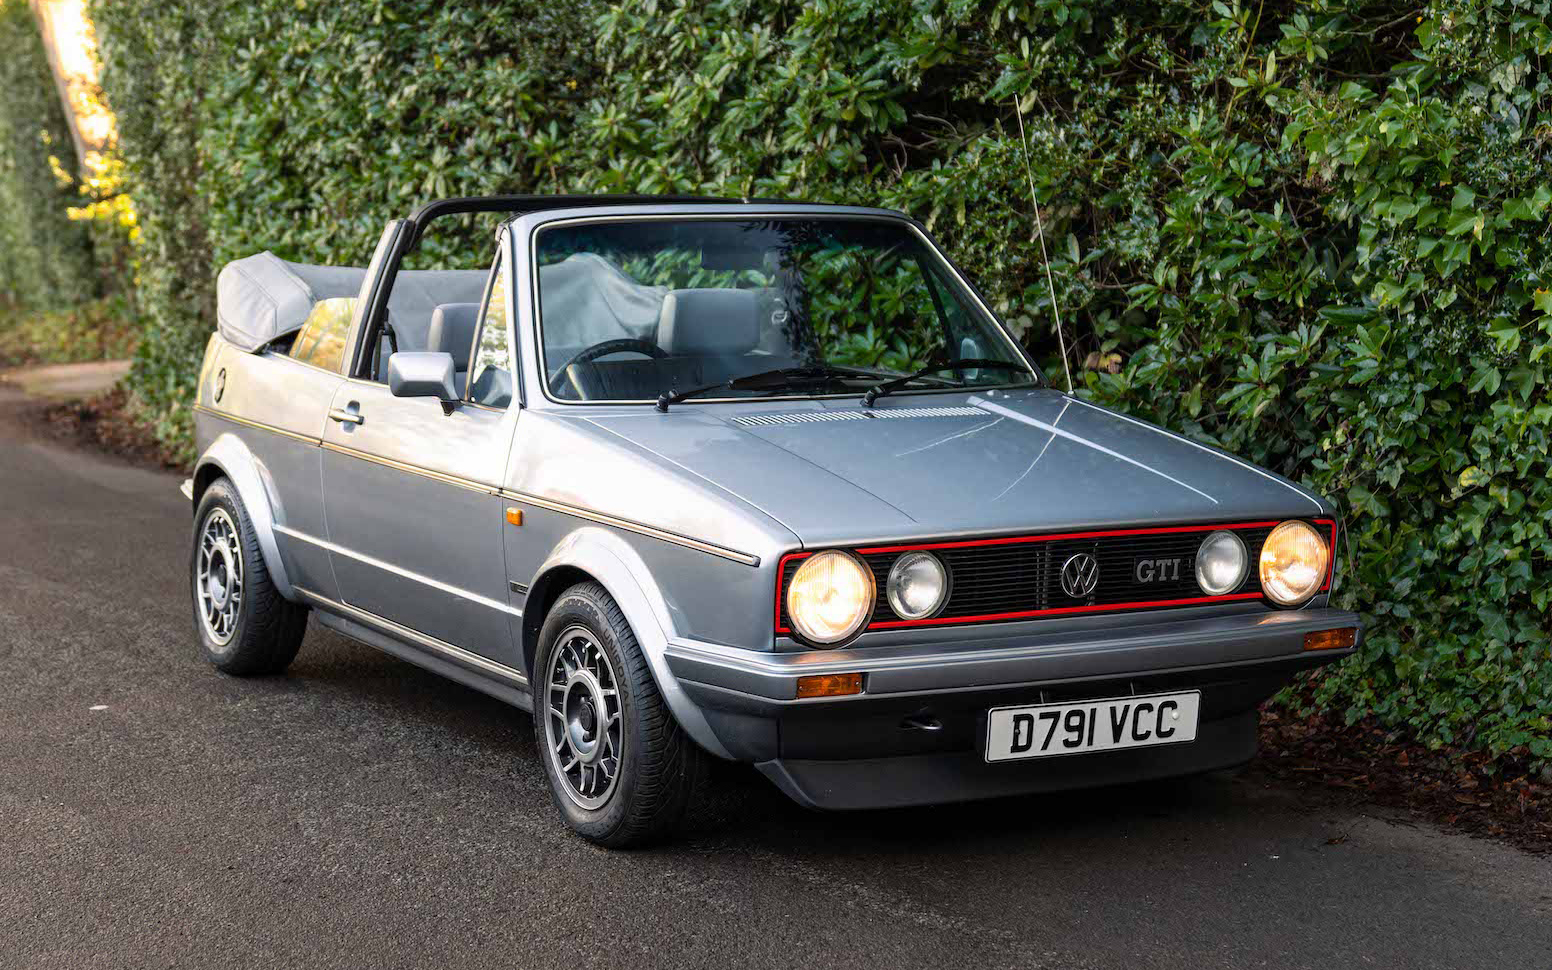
[201,0,593,268]
[87,0,229,457]
[93,0,1549,763]
[0,295,135,368]
[0,0,95,311]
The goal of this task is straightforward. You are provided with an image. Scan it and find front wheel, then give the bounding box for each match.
[534,582,704,847]
[191,477,308,675]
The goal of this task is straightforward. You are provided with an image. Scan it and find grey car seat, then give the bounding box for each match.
[557,288,768,401]
[427,303,481,391]
[657,288,760,357]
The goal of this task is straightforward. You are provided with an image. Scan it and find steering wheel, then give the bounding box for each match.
[549,338,671,397]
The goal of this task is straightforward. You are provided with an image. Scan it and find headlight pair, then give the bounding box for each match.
[785,549,948,644]
[785,520,1330,645]
[1194,520,1329,605]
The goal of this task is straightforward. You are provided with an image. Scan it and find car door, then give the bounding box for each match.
[318,246,521,665]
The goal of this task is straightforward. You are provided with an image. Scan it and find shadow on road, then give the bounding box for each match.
[283,619,1279,854]
[6,380,1550,970]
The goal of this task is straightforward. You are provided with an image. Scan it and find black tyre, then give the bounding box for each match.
[190,477,308,676]
[534,581,704,848]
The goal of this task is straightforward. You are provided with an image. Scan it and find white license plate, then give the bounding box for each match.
[984,691,1200,763]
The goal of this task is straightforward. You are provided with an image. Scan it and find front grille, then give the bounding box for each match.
[775,521,1332,637]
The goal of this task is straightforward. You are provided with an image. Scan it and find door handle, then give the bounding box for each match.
[328,406,364,426]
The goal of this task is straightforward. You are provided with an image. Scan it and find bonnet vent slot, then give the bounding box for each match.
[732,406,985,427]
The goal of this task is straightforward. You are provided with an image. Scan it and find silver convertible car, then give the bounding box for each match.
[186,196,1361,846]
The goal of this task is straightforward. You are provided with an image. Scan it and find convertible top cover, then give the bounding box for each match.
[216,252,365,353]
[216,252,489,354]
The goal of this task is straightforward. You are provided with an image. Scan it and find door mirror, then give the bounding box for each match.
[388,352,460,411]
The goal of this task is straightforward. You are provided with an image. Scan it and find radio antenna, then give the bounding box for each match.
[1013,100,1074,393]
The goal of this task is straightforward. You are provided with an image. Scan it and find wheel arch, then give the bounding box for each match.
[190,462,226,510]
[520,563,594,677]
[192,433,295,600]
[520,527,733,760]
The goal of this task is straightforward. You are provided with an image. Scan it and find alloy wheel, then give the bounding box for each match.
[543,625,624,810]
[196,507,244,646]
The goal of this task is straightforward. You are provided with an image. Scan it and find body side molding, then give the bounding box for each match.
[502,489,761,567]
[199,401,761,568]
[276,524,523,617]
[194,403,322,445]
[294,585,530,689]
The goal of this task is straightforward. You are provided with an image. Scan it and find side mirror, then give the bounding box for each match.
[388,352,460,413]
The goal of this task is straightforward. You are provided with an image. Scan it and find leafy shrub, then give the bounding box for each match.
[88,0,1549,763]
[0,295,136,368]
[198,0,596,269]
[88,0,227,448]
[0,0,96,309]
[561,0,1551,765]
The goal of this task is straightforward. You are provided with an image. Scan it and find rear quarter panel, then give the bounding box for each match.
[194,338,343,599]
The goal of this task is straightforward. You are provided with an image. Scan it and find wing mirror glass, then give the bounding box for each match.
[388,352,460,412]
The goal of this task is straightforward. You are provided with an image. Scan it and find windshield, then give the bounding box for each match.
[534,217,1039,402]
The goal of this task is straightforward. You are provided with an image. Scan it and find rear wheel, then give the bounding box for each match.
[191,478,308,675]
[534,582,704,847]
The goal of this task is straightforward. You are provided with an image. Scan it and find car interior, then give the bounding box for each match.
[223,220,895,409]
[535,252,802,401]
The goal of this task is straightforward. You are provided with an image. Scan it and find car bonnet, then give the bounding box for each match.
[577,388,1326,547]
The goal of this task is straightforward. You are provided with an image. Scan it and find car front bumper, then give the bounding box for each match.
[664,606,1361,809]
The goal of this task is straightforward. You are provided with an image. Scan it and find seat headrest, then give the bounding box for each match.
[656,288,759,356]
[427,303,482,370]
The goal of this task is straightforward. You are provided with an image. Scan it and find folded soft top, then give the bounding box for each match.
[216,252,365,353]
[216,252,488,354]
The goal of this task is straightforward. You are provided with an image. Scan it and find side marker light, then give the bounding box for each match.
[795,673,864,699]
[1304,628,1356,651]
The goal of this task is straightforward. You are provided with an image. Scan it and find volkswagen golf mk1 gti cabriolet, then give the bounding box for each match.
[186,195,1361,846]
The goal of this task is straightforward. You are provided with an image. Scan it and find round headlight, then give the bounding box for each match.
[886,551,948,620]
[786,550,875,644]
[1195,530,1248,596]
[1258,520,1330,606]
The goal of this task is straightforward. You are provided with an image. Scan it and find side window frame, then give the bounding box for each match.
[346,219,411,383]
[466,231,516,410]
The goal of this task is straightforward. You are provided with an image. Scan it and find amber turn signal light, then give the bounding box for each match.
[505,507,523,527]
[795,672,864,699]
[1304,627,1356,651]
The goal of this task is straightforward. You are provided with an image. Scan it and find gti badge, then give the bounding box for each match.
[1135,557,1184,583]
[1060,552,1100,598]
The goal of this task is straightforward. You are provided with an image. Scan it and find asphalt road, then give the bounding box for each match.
[3,383,1550,970]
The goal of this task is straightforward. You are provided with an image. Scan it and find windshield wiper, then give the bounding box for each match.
[655,365,882,412]
[862,358,1035,407]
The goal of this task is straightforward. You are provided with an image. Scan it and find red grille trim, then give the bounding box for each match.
[774,518,1338,637]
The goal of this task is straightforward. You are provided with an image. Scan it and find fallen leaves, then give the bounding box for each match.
[37,388,186,471]
[1253,703,1551,855]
